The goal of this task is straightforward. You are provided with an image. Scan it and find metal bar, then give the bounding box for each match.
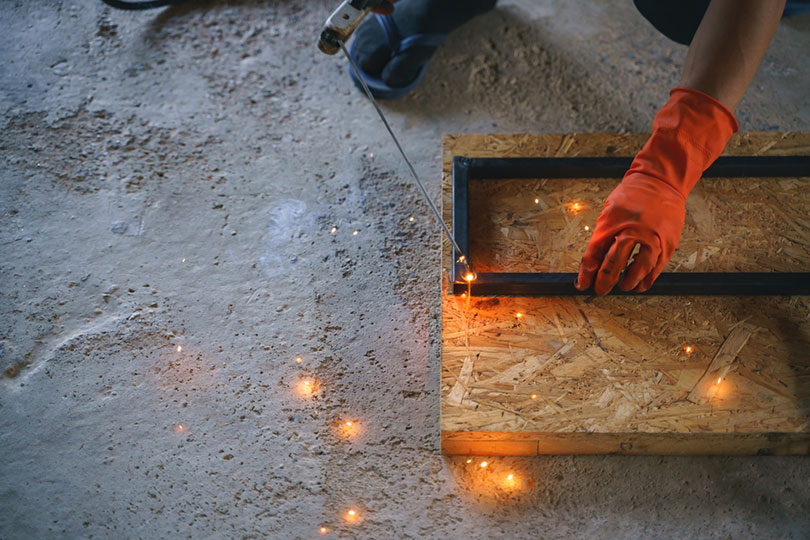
[451,157,471,284]
[463,156,810,180]
[451,272,810,296]
[452,155,810,296]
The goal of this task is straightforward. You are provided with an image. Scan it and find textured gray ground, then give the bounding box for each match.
[1,1,809,539]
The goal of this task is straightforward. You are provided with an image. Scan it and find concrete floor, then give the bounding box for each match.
[1,1,809,538]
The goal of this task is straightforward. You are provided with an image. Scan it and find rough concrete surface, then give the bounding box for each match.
[1,1,809,538]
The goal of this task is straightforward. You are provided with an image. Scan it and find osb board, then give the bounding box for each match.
[440,133,810,456]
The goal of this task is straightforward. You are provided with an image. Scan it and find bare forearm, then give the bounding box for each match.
[680,0,785,111]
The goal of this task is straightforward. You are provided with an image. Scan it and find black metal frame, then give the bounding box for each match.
[451,155,810,296]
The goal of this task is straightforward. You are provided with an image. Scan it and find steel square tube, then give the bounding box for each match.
[450,155,810,296]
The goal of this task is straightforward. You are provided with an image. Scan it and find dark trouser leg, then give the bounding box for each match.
[352,0,497,89]
[633,0,710,45]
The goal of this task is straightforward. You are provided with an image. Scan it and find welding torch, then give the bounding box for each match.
[318,0,394,54]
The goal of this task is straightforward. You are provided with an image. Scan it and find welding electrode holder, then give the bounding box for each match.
[318,0,391,54]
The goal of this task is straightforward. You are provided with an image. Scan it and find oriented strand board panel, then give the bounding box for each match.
[440,133,810,456]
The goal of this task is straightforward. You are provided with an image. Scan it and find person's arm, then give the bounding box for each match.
[681,0,785,110]
[576,0,785,295]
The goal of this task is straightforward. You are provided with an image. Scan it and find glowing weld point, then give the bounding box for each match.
[480,461,488,468]
[174,424,186,434]
[464,273,475,282]
[457,255,466,263]
[570,202,582,211]
[515,312,522,318]
[584,226,590,231]
[295,357,303,363]
[176,345,182,352]
[684,345,694,354]
[346,509,357,521]
[330,226,338,234]
[461,292,467,298]
[408,216,415,222]
[181,258,186,263]
[534,198,539,204]
[717,377,722,385]
[320,527,328,534]
[352,230,359,236]
[466,459,473,464]
[531,394,538,400]
[369,152,374,158]
[345,421,353,427]
[507,474,514,480]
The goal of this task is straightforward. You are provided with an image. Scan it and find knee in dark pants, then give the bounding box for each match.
[633,0,710,46]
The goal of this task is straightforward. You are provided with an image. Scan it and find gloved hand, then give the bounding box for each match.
[575,87,738,295]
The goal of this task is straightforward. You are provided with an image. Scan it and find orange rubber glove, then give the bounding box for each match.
[576,87,738,295]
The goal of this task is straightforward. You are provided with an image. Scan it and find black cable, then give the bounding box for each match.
[100,0,190,10]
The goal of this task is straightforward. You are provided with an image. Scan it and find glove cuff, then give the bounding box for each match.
[625,86,739,199]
